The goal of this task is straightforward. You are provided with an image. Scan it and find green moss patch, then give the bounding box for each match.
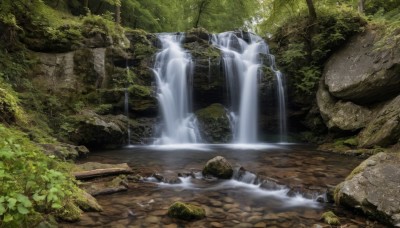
[167,201,205,221]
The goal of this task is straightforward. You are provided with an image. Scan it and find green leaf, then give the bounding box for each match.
[33,193,46,202]
[17,194,32,207]
[51,203,62,209]
[0,203,6,215]
[7,198,17,209]
[17,204,29,214]
[4,214,13,222]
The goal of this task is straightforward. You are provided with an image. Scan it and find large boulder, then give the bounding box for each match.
[202,156,233,179]
[323,28,400,104]
[358,95,400,148]
[66,110,128,148]
[195,103,232,143]
[334,152,400,227]
[317,80,373,131]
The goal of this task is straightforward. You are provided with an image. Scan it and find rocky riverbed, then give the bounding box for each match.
[60,144,386,227]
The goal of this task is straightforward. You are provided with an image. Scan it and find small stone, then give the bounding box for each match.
[254,222,267,227]
[210,222,224,227]
[145,216,160,224]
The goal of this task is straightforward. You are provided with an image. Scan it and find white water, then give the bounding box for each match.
[152,34,201,144]
[211,32,287,143]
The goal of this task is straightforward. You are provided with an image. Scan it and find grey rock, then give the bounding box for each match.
[317,80,373,131]
[358,95,400,148]
[335,152,400,227]
[202,156,233,179]
[323,28,400,104]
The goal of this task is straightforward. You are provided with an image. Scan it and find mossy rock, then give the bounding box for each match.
[321,211,340,225]
[202,156,233,179]
[196,103,232,143]
[167,201,205,221]
[75,189,103,212]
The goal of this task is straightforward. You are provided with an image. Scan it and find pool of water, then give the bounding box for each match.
[61,144,384,227]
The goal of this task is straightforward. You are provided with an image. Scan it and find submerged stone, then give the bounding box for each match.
[321,211,340,225]
[202,156,233,179]
[167,201,205,221]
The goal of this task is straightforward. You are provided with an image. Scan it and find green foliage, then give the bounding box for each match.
[0,125,82,227]
[0,83,25,124]
[270,7,364,103]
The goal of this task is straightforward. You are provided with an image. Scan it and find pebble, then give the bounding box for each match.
[254,222,267,227]
[246,215,263,223]
[145,216,160,224]
[210,222,224,227]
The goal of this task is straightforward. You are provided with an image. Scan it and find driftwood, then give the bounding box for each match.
[73,163,132,180]
[90,186,128,196]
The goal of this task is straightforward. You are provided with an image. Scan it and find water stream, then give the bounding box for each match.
[211,32,287,143]
[152,34,201,144]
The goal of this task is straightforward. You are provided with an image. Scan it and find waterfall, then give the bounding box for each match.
[152,34,201,144]
[124,87,131,146]
[211,31,287,143]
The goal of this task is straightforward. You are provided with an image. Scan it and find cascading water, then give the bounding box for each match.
[211,31,287,143]
[125,65,131,146]
[152,34,201,144]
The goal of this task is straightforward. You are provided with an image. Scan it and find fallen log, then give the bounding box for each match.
[73,163,132,180]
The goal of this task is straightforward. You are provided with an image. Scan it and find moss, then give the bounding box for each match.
[167,201,205,221]
[74,189,103,212]
[128,84,153,98]
[196,103,227,120]
[94,104,114,115]
[321,211,340,225]
[57,201,82,222]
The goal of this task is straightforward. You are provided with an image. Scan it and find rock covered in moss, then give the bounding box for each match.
[75,190,103,212]
[334,152,400,227]
[167,201,205,221]
[202,156,233,179]
[358,95,400,148]
[66,110,127,148]
[195,103,232,143]
[40,143,89,160]
[321,211,340,225]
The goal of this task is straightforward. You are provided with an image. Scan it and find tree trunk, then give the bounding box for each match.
[305,0,317,22]
[115,4,121,24]
[83,0,89,14]
[194,0,209,28]
[358,0,365,13]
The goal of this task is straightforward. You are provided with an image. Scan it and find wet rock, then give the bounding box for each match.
[195,103,232,143]
[210,222,224,228]
[323,27,400,104]
[358,95,400,148]
[335,152,400,227]
[316,80,373,131]
[80,176,129,196]
[66,110,127,148]
[167,201,206,221]
[40,143,89,160]
[75,190,103,212]
[202,156,233,179]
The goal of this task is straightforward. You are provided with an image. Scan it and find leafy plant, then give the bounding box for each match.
[0,125,82,227]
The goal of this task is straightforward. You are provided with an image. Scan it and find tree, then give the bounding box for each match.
[358,0,365,13]
[305,0,317,22]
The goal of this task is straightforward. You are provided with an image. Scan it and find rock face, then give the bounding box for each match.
[66,110,127,148]
[324,28,400,104]
[167,201,205,221]
[195,103,232,143]
[317,27,400,148]
[202,156,233,179]
[335,152,400,227]
[358,95,400,148]
[316,80,373,131]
